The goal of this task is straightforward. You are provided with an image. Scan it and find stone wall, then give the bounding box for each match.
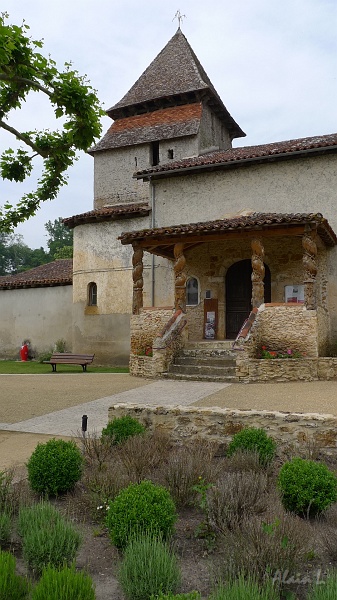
[236,357,337,383]
[130,307,175,377]
[108,403,337,456]
[250,304,319,358]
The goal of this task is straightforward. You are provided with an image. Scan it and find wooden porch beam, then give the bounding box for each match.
[133,225,308,250]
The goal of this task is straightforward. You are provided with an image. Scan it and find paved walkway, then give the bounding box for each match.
[1,373,336,470]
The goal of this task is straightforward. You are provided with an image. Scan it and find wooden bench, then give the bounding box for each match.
[44,353,95,372]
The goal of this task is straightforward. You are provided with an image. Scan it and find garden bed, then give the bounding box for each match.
[3,429,337,599]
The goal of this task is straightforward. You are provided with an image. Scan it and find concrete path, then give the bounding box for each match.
[0,379,230,437]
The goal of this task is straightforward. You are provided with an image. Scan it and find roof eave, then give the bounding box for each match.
[136,145,337,181]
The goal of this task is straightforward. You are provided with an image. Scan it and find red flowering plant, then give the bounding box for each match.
[135,346,153,357]
[258,346,304,359]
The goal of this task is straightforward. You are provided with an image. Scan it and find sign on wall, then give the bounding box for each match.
[284,285,304,303]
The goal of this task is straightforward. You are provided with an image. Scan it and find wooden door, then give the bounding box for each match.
[225,260,271,339]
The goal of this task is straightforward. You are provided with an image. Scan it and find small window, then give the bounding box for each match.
[168,149,174,159]
[187,277,199,306]
[150,141,160,166]
[88,282,97,306]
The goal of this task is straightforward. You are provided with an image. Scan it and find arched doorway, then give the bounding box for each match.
[225,259,271,339]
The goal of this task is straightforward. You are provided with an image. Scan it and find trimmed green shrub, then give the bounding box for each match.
[118,532,181,600]
[31,565,95,600]
[18,502,81,575]
[307,569,337,599]
[107,480,177,549]
[27,438,83,495]
[0,512,11,547]
[278,458,337,517]
[151,593,201,599]
[227,428,276,465]
[209,574,279,599]
[102,415,145,445]
[0,550,30,599]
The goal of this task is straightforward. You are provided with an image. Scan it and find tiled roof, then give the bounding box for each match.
[90,104,202,153]
[107,29,245,139]
[136,133,337,178]
[63,202,151,229]
[120,212,337,249]
[0,259,73,290]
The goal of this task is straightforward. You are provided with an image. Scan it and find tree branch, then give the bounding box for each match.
[0,121,49,157]
[0,73,53,97]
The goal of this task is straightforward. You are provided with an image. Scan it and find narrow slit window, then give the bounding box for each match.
[88,282,97,306]
[187,277,199,306]
[150,141,160,166]
[168,149,174,159]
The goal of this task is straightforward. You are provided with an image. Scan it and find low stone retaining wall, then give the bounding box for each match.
[108,403,337,456]
[236,357,337,383]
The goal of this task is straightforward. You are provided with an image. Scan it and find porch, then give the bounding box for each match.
[119,212,337,381]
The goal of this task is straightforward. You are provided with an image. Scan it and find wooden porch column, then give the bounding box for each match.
[174,242,187,312]
[251,237,265,307]
[132,242,144,314]
[302,229,318,310]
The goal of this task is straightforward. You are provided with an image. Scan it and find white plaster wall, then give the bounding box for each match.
[72,215,160,364]
[93,136,199,208]
[199,103,232,152]
[0,285,73,358]
[153,155,337,228]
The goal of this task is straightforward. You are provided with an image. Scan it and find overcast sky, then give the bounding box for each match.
[2,0,337,249]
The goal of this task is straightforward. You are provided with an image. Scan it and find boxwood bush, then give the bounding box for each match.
[227,427,276,465]
[102,415,145,445]
[107,480,177,549]
[278,457,337,517]
[27,438,83,495]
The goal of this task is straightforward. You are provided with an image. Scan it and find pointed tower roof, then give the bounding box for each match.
[108,29,245,140]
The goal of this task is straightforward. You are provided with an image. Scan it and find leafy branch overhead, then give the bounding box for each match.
[0,12,104,232]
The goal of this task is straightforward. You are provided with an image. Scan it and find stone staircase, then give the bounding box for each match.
[164,341,238,382]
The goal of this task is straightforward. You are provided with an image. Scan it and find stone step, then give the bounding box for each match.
[173,356,236,367]
[175,350,236,365]
[168,364,236,376]
[181,349,237,359]
[184,341,234,350]
[162,372,238,383]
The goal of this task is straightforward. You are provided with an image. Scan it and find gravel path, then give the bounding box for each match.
[1,373,336,470]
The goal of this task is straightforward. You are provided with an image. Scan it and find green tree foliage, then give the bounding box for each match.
[45,218,73,260]
[0,232,48,275]
[0,13,103,232]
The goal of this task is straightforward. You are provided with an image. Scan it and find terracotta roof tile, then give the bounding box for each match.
[120,212,337,248]
[63,202,150,229]
[0,259,73,290]
[136,133,337,178]
[90,104,202,152]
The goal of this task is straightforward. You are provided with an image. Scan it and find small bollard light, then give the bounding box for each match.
[82,414,88,433]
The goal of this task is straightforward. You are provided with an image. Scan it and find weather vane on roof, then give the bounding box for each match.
[173,9,186,29]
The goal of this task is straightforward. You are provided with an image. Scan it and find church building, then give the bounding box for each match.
[1,28,337,381]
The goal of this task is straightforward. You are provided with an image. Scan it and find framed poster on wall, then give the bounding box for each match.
[284,285,304,303]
